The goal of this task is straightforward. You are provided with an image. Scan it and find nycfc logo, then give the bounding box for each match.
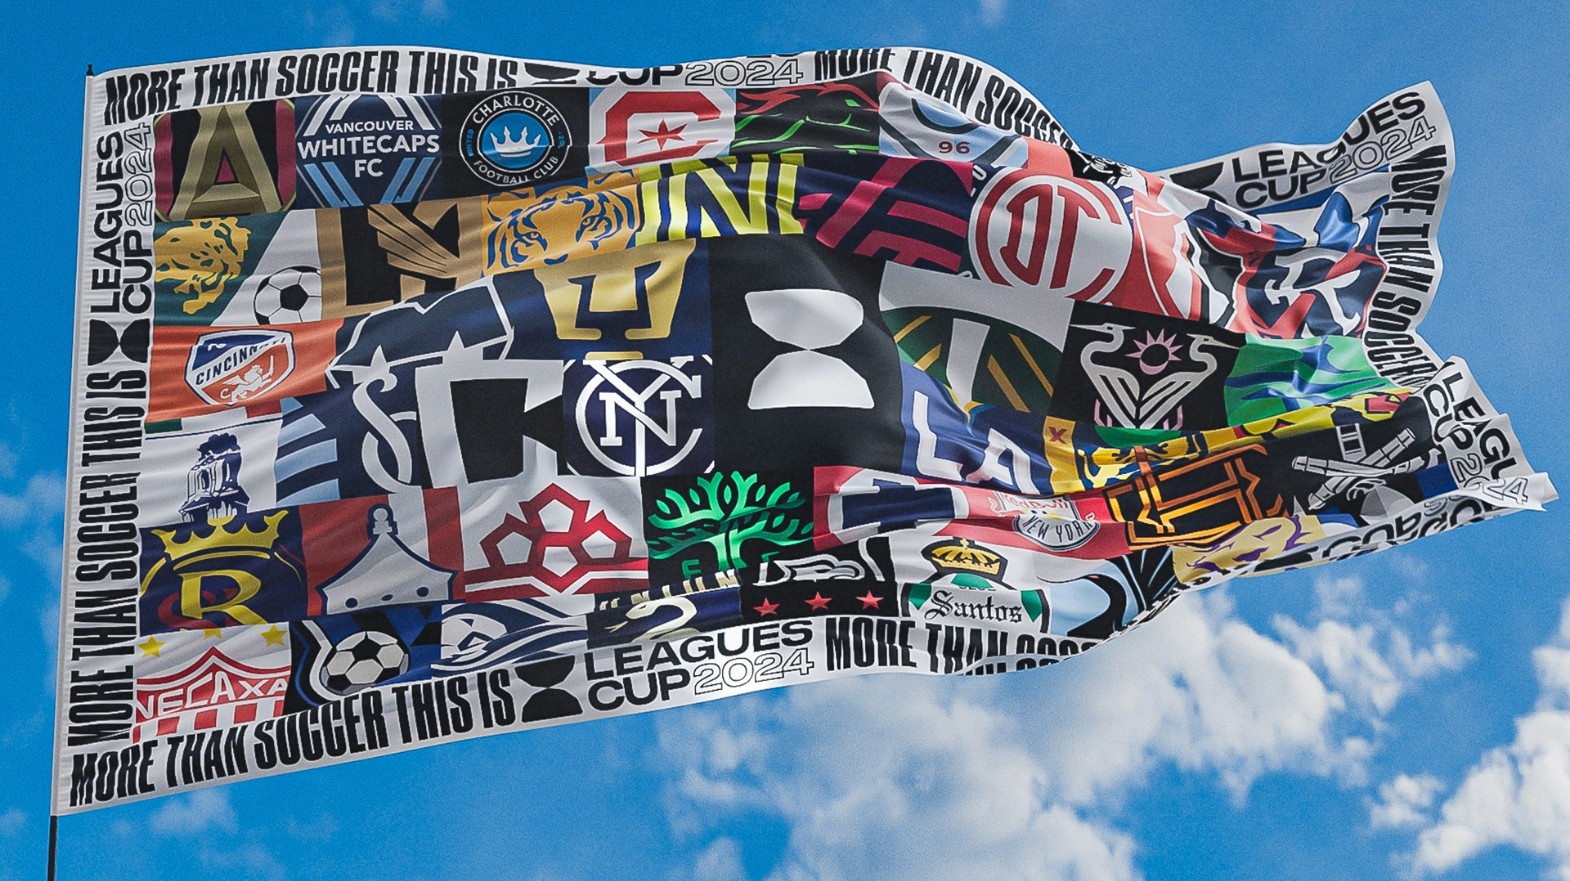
[746,288,872,409]
[574,357,708,476]
[971,169,1130,298]
[185,329,295,406]
[461,91,571,186]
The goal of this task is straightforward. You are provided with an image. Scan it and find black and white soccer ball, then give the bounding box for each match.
[322,630,408,694]
[253,266,322,324]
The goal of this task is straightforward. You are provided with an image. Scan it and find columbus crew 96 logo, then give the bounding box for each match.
[460,91,572,187]
[970,169,1131,300]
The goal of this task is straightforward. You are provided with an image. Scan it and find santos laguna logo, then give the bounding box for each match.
[970,169,1131,299]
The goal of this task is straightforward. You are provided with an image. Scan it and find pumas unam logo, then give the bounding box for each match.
[461,91,572,187]
[185,329,295,406]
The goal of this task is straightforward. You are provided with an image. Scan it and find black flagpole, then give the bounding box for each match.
[47,814,58,881]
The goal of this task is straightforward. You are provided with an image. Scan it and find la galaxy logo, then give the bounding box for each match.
[461,91,572,187]
[185,329,295,406]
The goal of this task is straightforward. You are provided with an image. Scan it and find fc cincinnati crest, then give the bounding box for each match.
[460,91,572,186]
[185,329,295,406]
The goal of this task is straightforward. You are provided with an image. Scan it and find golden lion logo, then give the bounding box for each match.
[486,172,638,270]
[155,218,252,315]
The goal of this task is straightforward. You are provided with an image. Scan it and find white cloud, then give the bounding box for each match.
[1275,617,1470,717]
[660,672,1139,881]
[1409,595,1570,879]
[370,0,447,22]
[979,0,1007,27]
[0,807,24,836]
[0,473,63,531]
[655,576,1464,880]
[689,838,748,881]
[0,471,65,575]
[1369,773,1445,830]
[303,4,357,45]
[148,789,239,836]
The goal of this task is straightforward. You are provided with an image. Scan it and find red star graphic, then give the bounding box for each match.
[857,590,883,610]
[752,597,780,617]
[637,119,688,150]
[804,591,832,612]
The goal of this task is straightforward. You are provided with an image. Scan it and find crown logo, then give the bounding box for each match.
[924,538,1005,577]
[151,511,288,564]
[489,126,544,157]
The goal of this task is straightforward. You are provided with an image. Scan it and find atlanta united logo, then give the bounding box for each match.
[185,329,295,406]
[460,91,572,187]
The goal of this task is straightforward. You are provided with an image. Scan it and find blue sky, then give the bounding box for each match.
[3,1,1569,879]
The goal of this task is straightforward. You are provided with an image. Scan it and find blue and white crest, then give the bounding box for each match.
[295,94,443,208]
[185,328,296,407]
[460,91,572,187]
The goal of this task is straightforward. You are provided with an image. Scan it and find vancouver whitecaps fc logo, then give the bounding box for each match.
[185,329,295,406]
[461,91,572,186]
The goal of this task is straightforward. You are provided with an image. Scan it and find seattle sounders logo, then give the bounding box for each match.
[461,91,571,186]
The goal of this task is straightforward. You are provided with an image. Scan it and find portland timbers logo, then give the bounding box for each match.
[461,91,571,187]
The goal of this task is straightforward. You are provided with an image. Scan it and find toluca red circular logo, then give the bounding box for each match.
[970,169,1131,299]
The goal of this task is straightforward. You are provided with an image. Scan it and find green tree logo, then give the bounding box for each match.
[648,472,813,571]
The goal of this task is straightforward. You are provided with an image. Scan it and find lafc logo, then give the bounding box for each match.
[571,357,711,477]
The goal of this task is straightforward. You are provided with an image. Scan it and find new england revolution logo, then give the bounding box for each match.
[185,329,295,406]
[461,91,572,187]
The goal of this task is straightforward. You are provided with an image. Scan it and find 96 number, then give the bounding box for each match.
[936,140,972,155]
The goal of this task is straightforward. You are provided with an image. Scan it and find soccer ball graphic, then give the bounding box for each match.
[252,266,322,324]
[321,630,408,694]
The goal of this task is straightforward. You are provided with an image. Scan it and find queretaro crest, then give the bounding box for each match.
[185,329,295,407]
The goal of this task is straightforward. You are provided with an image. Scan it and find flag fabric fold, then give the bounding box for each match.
[57,46,1552,813]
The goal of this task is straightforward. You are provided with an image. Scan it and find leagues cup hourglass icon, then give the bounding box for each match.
[745,288,874,410]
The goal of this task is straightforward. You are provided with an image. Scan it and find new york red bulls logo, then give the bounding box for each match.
[970,169,1131,300]
[185,329,295,407]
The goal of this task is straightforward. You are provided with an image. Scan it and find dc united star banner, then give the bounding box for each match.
[56,46,1553,813]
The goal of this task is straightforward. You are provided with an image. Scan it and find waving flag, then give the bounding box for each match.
[57,46,1552,813]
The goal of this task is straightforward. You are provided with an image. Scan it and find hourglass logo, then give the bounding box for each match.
[745,288,874,410]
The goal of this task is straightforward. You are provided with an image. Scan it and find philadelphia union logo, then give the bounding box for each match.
[461,91,572,186]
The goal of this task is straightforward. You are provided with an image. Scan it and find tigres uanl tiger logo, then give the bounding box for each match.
[155,218,252,315]
[486,172,639,270]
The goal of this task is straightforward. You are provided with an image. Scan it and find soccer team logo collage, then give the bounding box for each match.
[59,47,1552,810]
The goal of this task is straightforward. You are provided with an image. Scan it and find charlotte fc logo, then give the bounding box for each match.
[185,329,295,406]
[461,91,571,187]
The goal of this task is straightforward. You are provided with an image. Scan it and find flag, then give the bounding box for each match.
[56,46,1553,813]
